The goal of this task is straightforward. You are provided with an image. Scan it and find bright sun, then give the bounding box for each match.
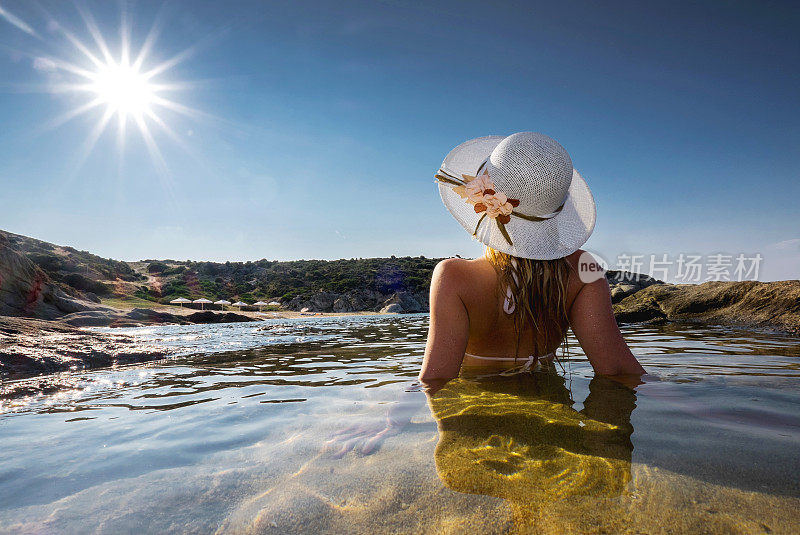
[35,7,200,175]
[89,61,155,117]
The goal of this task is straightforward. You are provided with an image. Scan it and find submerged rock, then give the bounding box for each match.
[59,308,259,328]
[184,310,257,324]
[0,316,166,384]
[60,308,187,327]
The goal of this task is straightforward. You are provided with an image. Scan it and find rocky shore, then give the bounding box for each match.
[0,316,167,395]
[612,279,800,335]
[59,308,257,328]
[0,310,262,387]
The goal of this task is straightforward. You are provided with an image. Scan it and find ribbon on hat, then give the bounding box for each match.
[435,163,564,246]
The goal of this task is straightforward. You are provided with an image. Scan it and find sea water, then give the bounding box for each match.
[1,315,799,533]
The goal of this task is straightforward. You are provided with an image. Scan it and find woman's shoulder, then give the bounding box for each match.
[434,256,494,277]
[433,250,604,294]
[565,249,589,268]
[432,257,496,292]
[435,252,597,278]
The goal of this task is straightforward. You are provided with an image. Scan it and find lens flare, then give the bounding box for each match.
[29,5,204,178]
[89,61,154,117]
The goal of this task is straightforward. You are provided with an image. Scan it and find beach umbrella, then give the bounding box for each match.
[232,301,248,311]
[193,298,213,310]
[253,300,268,312]
[170,297,191,308]
[214,299,231,311]
[268,301,281,306]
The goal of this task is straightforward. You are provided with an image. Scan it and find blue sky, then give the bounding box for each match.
[0,0,798,281]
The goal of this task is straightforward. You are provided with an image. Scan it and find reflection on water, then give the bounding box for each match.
[1,315,799,533]
[431,374,635,510]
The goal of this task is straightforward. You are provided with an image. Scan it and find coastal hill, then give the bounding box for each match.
[0,229,438,314]
[1,228,798,333]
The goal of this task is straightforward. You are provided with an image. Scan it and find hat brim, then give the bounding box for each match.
[438,136,596,260]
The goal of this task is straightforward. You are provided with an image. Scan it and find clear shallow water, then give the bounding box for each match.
[1,315,799,534]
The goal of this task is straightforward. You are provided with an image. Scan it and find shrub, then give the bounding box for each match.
[147,262,169,273]
[63,273,112,296]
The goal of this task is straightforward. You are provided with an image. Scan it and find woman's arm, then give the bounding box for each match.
[418,259,470,383]
[568,277,646,376]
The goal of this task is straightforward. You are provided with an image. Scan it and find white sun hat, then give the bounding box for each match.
[436,132,596,260]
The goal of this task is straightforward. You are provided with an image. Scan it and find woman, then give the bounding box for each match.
[325,132,644,457]
[422,132,645,383]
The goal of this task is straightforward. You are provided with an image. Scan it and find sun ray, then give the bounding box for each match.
[59,28,104,68]
[0,4,39,37]
[145,108,195,155]
[149,94,210,120]
[143,108,218,182]
[35,97,105,134]
[76,3,114,65]
[142,21,231,81]
[134,113,168,175]
[142,45,198,80]
[48,59,98,81]
[25,3,207,193]
[147,80,208,92]
[144,108,177,139]
[116,112,127,155]
[132,6,167,71]
[70,106,115,177]
[134,113,180,210]
[119,10,130,67]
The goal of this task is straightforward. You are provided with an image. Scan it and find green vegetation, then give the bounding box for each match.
[147,261,168,273]
[142,256,440,304]
[63,273,112,296]
[2,229,442,305]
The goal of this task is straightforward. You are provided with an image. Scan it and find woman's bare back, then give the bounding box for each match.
[419,251,645,381]
[456,251,583,362]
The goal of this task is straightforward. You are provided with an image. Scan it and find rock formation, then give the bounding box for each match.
[605,270,663,303]
[613,280,800,334]
[279,270,800,335]
[0,233,106,319]
[0,234,258,328]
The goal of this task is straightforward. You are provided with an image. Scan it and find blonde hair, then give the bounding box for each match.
[485,247,571,361]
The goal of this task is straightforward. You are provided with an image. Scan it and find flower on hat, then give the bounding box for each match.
[464,173,495,203]
[435,167,521,246]
[482,191,517,224]
[456,170,520,225]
